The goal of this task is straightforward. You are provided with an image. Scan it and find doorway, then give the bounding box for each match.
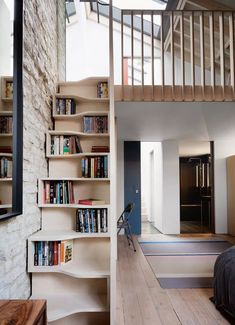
[179,141,215,234]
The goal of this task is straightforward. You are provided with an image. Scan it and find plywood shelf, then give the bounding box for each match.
[0,178,12,182]
[0,133,12,137]
[29,260,110,278]
[47,152,110,159]
[1,98,12,103]
[48,130,109,137]
[0,204,12,209]
[28,230,110,241]
[39,204,110,209]
[53,110,108,120]
[31,293,108,322]
[55,93,109,103]
[0,111,13,116]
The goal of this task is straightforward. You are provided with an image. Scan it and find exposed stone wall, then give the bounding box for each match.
[0,0,65,298]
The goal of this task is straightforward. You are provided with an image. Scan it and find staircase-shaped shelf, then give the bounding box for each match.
[28,77,111,325]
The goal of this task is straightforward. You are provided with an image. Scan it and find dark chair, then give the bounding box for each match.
[117,203,136,252]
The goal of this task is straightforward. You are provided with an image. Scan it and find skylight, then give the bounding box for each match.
[100,0,167,10]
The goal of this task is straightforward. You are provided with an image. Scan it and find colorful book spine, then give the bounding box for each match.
[75,208,108,233]
[34,240,73,266]
[81,156,108,178]
[44,180,75,205]
[55,98,76,115]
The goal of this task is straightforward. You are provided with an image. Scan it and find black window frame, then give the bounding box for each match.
[0,0,23,221]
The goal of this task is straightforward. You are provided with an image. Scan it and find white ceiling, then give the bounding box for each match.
[115,101,235,142]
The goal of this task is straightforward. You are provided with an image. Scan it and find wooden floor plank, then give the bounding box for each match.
[194,288,230,325]
[150,287,181,325]
[178,288,219,325]
[117,235,230,325]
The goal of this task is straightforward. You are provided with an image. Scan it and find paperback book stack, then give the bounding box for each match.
[0,157,12,178]
[81,156,108,178]
[76,208,108,233]
[43,180,75,204]
[0,116,13,133]
[34,240,73,266]
[83,116,108,134]
[51,135,82,155]
[56,98,76,115]
[97,81,108,98]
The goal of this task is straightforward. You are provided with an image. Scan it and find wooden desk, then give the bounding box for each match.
[0,300,47,325]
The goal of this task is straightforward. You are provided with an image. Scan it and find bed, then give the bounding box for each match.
[212,245,235,320]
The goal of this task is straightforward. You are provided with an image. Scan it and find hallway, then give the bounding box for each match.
[117,235,231,325]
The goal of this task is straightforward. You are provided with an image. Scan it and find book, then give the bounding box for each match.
[78,199,106,205]
[61,240,73,264]
[0,146,12,153]
[91,146,109,153]
[97,81,108,98]
[5,81,13,99]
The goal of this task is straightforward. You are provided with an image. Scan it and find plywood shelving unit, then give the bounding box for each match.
[0,76,13,212]
[28,77,112,324]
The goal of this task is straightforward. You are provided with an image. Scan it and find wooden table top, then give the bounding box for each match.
[0,300,46,325]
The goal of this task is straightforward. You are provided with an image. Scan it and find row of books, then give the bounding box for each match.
[81,156,108,178]
[44,181,75,204]
[51,135,82,155]
[97,82,108,98]
[34,240,73,266]
[83,116,108,134]
[0,116,13,134]
[0,157,12,178]
[55,98,76,115]
[76,208,108,233]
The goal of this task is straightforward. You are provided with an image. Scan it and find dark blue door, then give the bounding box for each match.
[124,141,141,235]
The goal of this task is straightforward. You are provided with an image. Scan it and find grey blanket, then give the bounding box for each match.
[212,245,235,319]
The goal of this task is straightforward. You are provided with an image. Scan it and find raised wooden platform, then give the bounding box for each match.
[115,85,235,102]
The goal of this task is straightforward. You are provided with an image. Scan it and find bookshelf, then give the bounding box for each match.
[28,77,111,324]
[0,76,13,212]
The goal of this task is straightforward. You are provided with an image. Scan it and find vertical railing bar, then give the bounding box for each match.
[190,11,195,100]
[171,11,175,100]
[131,11,134,100]
[151,11,154,100]
[180,11,185,100]
[141,11,144,100]
[161,11,165,100]
[121,11,124,100]
[219,11,225,99]
[209,11,215,100]
[200,11,205,99]
[229,12,235,98]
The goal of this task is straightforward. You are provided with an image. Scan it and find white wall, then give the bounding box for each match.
[0,0,11,76]
[141,142,163,230]
[162,140,180,234]
[214,140,235,233]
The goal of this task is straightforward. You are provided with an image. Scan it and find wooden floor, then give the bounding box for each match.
[117,235,232,325]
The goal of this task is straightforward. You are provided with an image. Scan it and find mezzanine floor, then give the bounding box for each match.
[117,235,235,325]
